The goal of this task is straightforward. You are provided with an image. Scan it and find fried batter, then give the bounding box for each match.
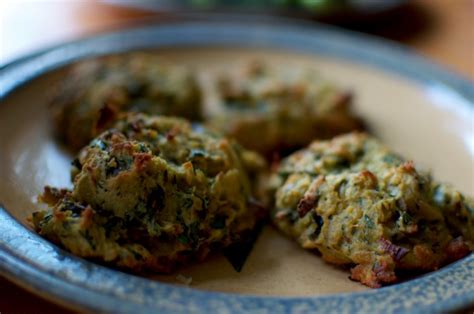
[271,133,473,287]
[31,113,266,272]
[207,61,363,157]
[51,53,202,151]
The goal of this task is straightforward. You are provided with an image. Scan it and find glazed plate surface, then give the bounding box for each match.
[0,18,473,313]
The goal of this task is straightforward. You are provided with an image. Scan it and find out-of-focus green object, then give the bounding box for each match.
[103,0,406,20]
[190,0,347,12]
[186,0,351,12]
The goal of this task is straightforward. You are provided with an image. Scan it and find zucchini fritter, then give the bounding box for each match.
[51,53,202,151]
[31,113,265,272]
[207,62,363,157]
[271,133,473,287]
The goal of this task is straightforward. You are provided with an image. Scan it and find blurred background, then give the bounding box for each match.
[1,0,473,79]
[0,0,473,312]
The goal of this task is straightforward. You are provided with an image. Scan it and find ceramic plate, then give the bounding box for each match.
[0,16,473,313]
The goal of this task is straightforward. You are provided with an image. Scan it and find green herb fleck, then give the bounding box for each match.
[190,149,206,158]
[181,196,194,209]
[402,212,412,224]
[382,154,401,165]
[364,215,375,229]
[90,139,108,150]
[178,234,189,244]
[128,248,143,260]
[81,230,96,250]
[432,185,446,206]
[211,215,227,229]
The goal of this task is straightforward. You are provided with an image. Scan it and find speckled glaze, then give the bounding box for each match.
[0,16,473,313]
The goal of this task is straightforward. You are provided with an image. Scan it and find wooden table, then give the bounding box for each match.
[0,0,473,312]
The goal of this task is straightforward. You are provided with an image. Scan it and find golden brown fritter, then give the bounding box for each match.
[207,61,363,158]
[271,133,473,287]
[51,53,202,151]
[31,113,266,273]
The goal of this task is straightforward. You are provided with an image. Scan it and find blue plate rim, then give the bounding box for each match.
[0,16,473,314]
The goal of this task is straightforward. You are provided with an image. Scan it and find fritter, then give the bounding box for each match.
[207,61,363,158]
[51,53,202,151]
[271,133,473,287]
[31,113,266,273]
